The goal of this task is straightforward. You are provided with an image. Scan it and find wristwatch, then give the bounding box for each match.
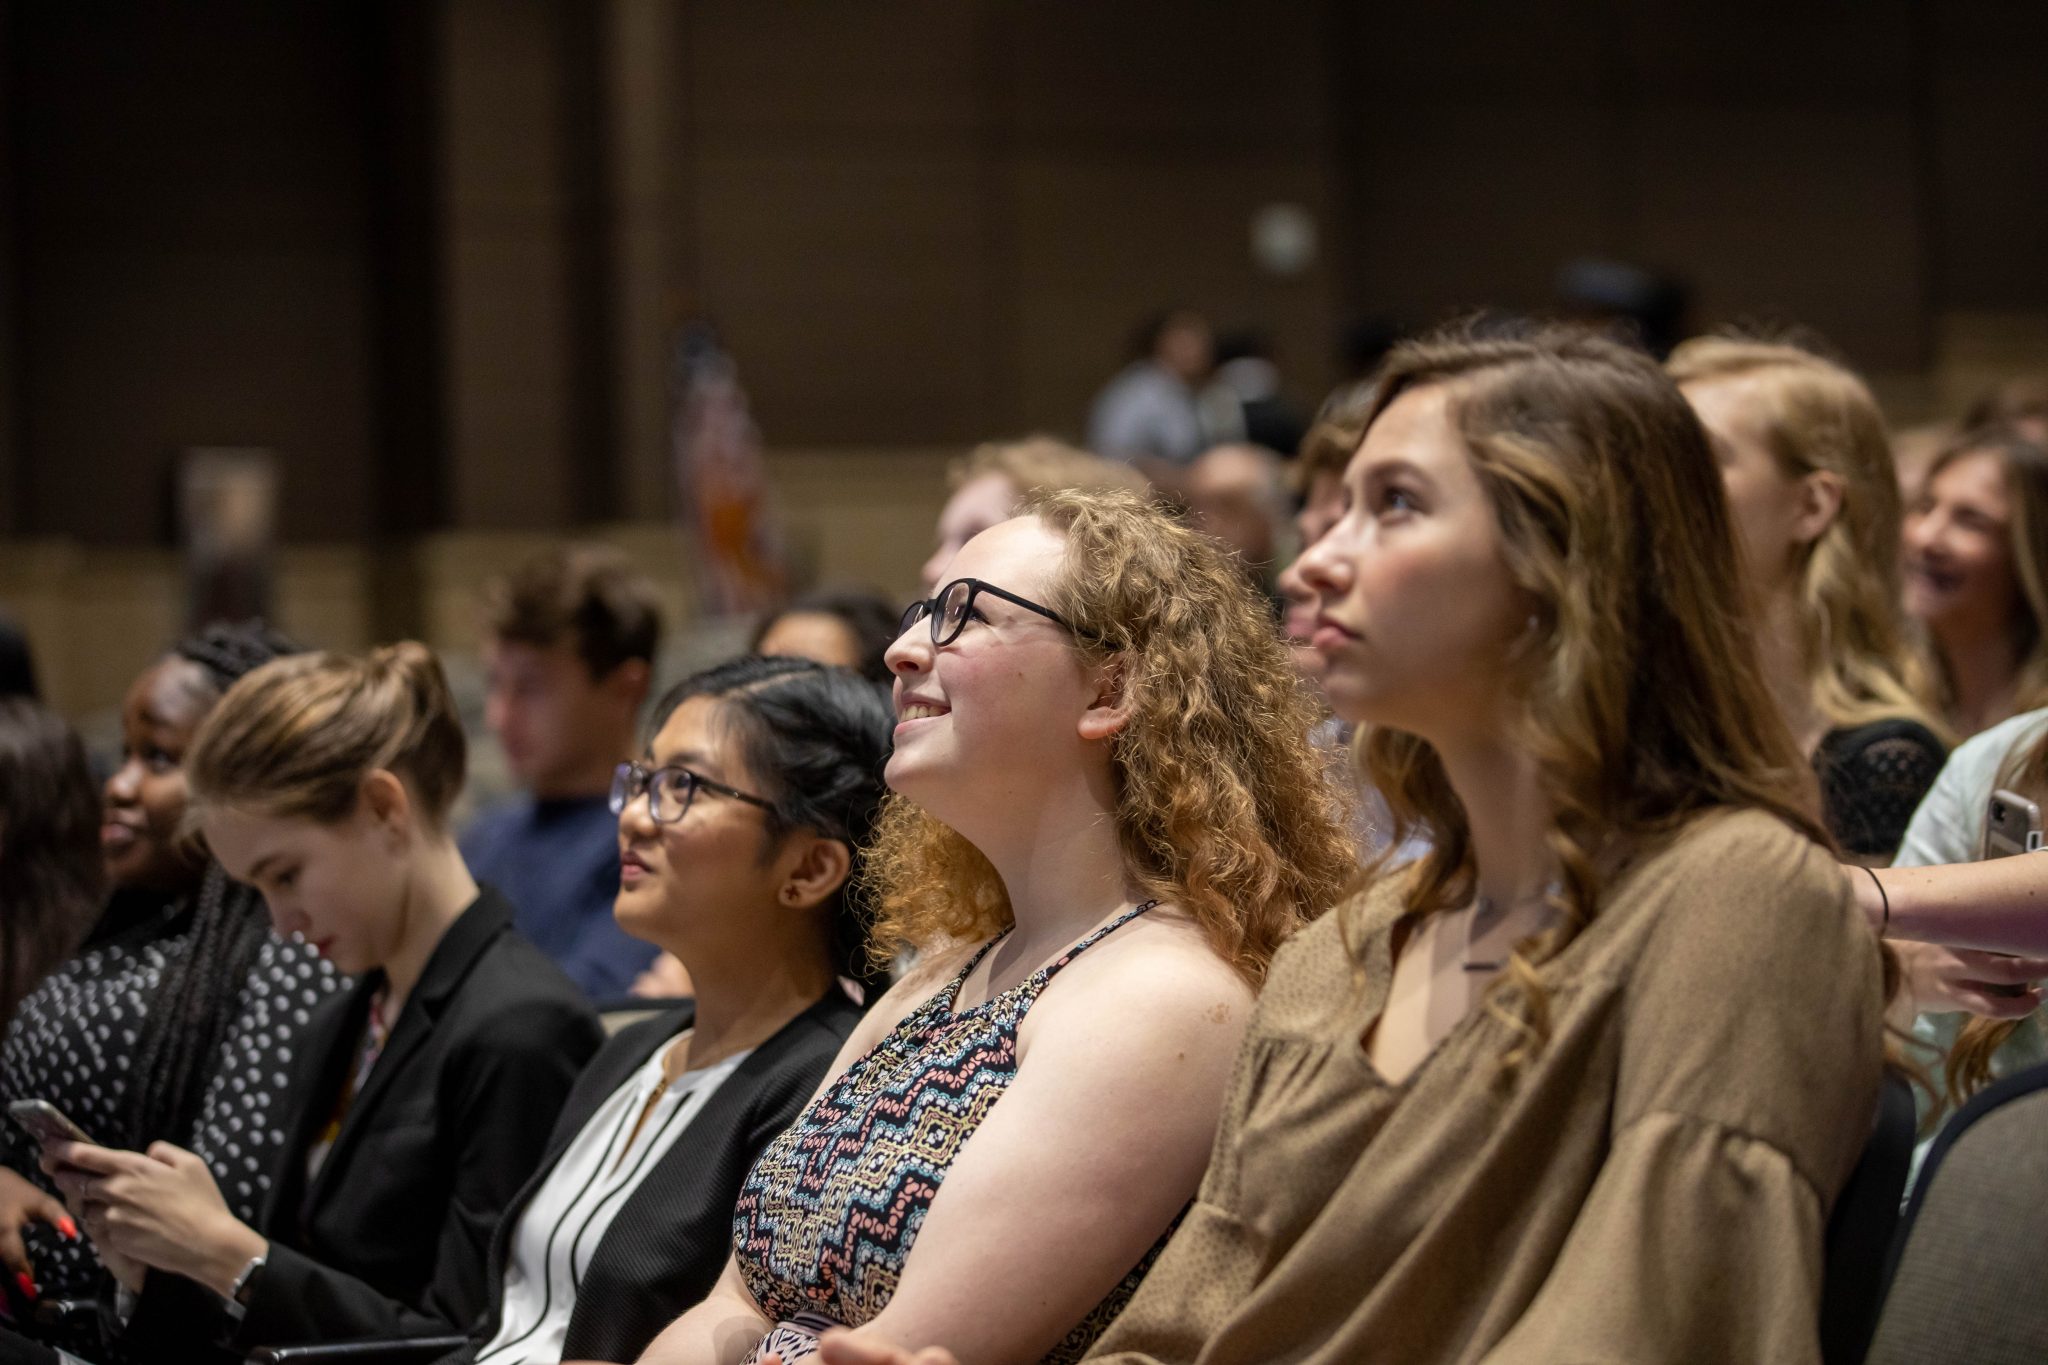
[228,1253,267,1309]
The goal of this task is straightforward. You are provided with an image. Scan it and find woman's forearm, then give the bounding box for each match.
[1851,858,2048,954]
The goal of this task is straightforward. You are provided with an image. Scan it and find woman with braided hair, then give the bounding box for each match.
[0,624,344,1342]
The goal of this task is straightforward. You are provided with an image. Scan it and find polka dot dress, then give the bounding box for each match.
[0,900,345,1299]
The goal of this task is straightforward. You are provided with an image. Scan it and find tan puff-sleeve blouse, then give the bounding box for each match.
[1087,807,1885,1365]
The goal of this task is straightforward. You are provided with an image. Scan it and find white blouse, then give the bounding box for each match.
[475,1030,749,1365]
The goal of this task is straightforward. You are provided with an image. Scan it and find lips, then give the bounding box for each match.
[618,848,655,887]
[101,819,143,851]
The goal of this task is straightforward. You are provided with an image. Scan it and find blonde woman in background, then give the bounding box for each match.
[1669,337,1947,861]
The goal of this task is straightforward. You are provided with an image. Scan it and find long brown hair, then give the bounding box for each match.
[1352,324,1831,1072]
[1666,337,1943,739]
[865,488,1358,987]
[1910,429,2048,731]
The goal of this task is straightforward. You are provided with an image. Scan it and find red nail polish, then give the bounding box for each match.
[13,1271,34,1299]
[56,1217,79,1241]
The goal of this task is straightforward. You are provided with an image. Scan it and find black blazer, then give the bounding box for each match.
[442,987,863,1364]
[119,887,603,1355]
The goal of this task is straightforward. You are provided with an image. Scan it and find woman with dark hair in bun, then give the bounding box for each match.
[36,643,600,1363]
[0,624,344,1337]
[433,655,888,1365]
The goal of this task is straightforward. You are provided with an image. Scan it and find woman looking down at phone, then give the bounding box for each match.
[0,625,343,1338]
[45,644,600,1361]
[626,489,1356,1365]
[821,326,1888,1365]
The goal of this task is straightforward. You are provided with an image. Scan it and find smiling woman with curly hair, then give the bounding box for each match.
[632,488,1357,1365]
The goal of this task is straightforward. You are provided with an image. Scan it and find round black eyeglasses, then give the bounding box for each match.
[898,577,1072,648]
[609,761,775,824]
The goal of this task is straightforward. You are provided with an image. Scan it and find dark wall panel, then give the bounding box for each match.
[10,2,377,542]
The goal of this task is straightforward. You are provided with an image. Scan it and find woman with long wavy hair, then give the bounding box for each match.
[629,489,1357,1365]
[810,324,1889,1365]
[1902,427,2048,737]
[1668,337,1947,860]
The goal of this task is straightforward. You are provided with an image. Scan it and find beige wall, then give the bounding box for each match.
[5,443,950,720]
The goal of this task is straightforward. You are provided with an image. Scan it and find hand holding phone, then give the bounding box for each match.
[5,1100,95,1152]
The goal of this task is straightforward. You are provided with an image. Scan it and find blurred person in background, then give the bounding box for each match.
[466,545,663,999]
[1962,373,2048,446]
[0,701,101,1032]
[0,625,342,1343]
[1901,428,2048,737]
[1670,337,1947,860]
[920,438,1147,594]
[752,590,899,687]
[1086,310,1216,481]
[1182,444,1288,614]
[1197,331,1308,458]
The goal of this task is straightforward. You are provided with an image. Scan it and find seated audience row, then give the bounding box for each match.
[4,322,2046,1365]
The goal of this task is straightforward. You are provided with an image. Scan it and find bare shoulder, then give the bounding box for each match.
[1022,907,1255,1055]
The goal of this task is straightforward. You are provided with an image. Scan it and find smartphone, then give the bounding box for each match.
[1978,789,2045,996]
[5,1099,95,1150]
[1985,788,2045,859]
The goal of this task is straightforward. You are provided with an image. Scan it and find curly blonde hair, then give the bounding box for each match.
[1666,337,1944,740]
[865,488,1359,986]
[1351,324,1837,1075]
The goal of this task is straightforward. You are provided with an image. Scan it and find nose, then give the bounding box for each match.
[1276,559,1312,608]
[615,783,658,838]
[105,756,142,805]
[1293,529,1352,599]
[884,620,933,679]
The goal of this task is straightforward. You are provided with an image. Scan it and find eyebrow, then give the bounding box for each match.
[1357,455,1432,485]
[651,748,724,778]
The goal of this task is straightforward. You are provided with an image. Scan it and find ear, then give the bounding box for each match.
[603,659,652,710]
[359,769,416,842]
[777,835,853,913]
[1076,655,1134,743]
[1792,470,1847,547]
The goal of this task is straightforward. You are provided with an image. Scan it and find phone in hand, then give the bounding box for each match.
[1985,788,2045,859]
[1978,789,2046,995]
[6,1099,96,1151]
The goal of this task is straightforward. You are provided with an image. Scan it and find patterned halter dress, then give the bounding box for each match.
[732,902,1168,1364]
